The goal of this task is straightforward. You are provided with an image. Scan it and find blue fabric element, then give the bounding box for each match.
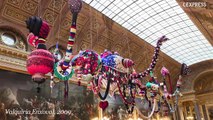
[63,61,69,66]
[66,49,72,53]
[102,54,117,68]
[71,54,80,63]
[64,71,69,76]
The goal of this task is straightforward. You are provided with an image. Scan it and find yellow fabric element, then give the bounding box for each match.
[71,28,76,33]
[38,38,46,42]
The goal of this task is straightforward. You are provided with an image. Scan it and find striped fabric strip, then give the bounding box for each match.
[62,13,77,68]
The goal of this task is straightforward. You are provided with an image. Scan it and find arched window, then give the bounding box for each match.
[0,27,27,51]
[1,33,16,46]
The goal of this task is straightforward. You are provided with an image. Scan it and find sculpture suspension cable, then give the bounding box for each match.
[97,72,111,100]
[122,81,136,114]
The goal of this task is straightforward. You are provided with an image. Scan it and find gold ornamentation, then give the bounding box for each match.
[43,9,58,25]
[7,0,23,7]
[22,0,38,14]
[16,40,26,51]
[96,36,110,46]
[0,44,28,73]
[77,14,88,25]
[2,5,31,24]
[49,0,66,12]
[61,18,71,28]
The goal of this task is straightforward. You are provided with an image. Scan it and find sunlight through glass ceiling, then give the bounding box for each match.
[83,0,213,65]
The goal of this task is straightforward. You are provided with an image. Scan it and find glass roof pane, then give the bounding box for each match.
[93,2,101,9]
[83,0,213,65]
[83,0,92,4]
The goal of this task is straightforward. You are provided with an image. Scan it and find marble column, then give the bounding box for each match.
[177,102,185,120]
[172,105,177,120]
[193,101,201,120]
[201,105,208,120]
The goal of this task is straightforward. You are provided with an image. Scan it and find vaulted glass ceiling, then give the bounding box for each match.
[83,0,213,65]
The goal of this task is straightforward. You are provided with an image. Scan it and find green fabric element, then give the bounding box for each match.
[54,62,74,81]
[64,58,71,62]
[96,57,102,71]
[146,82,151,88]
[150,71,153,77]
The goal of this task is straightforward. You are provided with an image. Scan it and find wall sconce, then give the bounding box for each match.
[91,116,110,120]
[160,116,171,120]
[102,116,110,120]
[186,115,194,120]
[91,117,98,120]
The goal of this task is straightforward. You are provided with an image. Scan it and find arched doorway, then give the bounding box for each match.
[194,70,213,120]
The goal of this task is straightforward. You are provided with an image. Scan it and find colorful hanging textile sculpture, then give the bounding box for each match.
[160,63,190,113]
[135,63,190,119]
[26,16,55,93]
[24,0,191,118]
[71,36,168,112]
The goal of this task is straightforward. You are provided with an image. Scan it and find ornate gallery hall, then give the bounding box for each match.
[0,0,212,120]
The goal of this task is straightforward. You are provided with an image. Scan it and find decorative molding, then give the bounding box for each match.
[2,5,31,25]
[42,9,58,26]
[48,0,66,12]
[181,60,213,92]
[0,54,26,74]
[0,44,28,59]
[179,93,197,102]
[0,44,28,73]
[21,0,38,14]
[7,0,23,7]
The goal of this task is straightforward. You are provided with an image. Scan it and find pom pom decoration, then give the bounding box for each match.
[122,58,134,68]
[27,49,55,76]
[39,21,50,39]
[160,66,173,94]
[68,0,82,14]
[26,49,55,85]
[71,50,101,75]
[161,66,169,76]
[181,63,190,75]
